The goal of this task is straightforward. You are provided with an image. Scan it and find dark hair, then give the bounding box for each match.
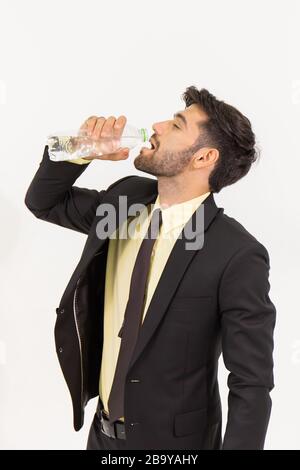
[182,86,260,193]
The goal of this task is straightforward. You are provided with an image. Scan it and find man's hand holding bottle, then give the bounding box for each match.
[78,115,130,161]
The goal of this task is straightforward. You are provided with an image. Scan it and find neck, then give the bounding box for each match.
[157,176,210,209]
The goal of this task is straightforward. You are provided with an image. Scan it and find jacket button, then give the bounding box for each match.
[130,422,140,427]
[60,308,65,314]
[130,379,140,383]
[58,347,63,353]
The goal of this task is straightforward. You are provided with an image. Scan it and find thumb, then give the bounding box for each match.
[97,147,130,161]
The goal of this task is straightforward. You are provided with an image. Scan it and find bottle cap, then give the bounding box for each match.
[140,128,149,142]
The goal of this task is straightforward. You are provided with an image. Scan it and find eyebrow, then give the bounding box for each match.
[173,112,187,128]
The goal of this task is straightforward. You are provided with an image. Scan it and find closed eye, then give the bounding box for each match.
[173,123,180,129]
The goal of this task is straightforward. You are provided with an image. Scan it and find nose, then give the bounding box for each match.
[152,120,169,136]
[152,122,160,135]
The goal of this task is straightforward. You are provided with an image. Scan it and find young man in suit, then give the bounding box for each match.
[25,86,276,450]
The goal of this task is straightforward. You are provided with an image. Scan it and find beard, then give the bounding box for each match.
[134,142,200,177]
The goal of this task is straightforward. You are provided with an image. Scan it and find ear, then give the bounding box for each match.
[193,147,219,168]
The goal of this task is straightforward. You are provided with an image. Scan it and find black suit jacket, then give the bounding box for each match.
[24,146,276,450]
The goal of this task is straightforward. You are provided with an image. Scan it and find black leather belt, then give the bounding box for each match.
[96,403,126,440]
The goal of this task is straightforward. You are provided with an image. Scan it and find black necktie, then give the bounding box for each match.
[107,207,163,424]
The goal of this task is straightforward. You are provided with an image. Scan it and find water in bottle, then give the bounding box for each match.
[47,124,151,162]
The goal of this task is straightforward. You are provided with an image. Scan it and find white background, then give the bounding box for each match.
[0,0,299,450]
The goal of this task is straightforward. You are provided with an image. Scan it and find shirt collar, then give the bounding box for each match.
[149,191,211,234]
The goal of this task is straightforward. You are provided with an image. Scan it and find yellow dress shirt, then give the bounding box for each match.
[99,189,211,421]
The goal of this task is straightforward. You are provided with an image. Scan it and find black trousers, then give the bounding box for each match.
[86,409,127,450]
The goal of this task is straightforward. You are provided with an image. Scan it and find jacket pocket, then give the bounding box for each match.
[173,406,207,437]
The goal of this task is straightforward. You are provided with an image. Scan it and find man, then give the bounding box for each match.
[24,86,276,450]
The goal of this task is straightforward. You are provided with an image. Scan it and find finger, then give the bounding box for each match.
[79,116,99,137]
[86,116,99,136]
[92,117,106,140]
[78,116,98,135]
[95,147,130,161]
[101,116,116,139]
[113,115,127,141]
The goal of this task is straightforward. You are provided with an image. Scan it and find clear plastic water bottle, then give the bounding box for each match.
[46,124,150,162]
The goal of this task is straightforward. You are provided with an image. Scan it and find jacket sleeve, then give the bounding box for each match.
[218,242,276,450]
[24,145,133,235]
